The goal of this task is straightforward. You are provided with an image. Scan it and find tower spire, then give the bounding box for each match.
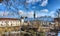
[34,11,36,19]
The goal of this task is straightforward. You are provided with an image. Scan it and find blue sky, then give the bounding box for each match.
[0,0,60,18]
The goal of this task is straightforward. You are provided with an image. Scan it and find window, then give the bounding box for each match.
[8,21,12,26]
[42,21,49,27]
[1,21,6,26]
[12,20,17,26]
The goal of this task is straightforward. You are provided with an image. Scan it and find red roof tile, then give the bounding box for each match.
[0,18,19,20]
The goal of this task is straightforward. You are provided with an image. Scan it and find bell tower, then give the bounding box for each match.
[34,11,36,19]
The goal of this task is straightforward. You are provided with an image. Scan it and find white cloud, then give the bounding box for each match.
[36,10,57,18]
[3,12,9,16]
[18,10,34,18]
[28,11,34,15]
[0,11,9,16]
[18,10,24,15]
[0,11,17,18]
[18,10,57,18]
[26,0,48,7]
[48,11,57,18]
[0,3,2,5]
[40,9,49,12]
[49,11,55,14]
[32,9,49,18]
[26,0,41,3]
[41,0,48,7]
[27,11,34,18]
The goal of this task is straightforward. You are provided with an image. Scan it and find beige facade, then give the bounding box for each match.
[0,20,20,27]
[0,18,22,34]
[54,18,59,28]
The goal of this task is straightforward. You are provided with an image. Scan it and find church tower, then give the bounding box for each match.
[34,11,36,19]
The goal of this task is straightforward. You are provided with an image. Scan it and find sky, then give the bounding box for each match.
[0,0,60,35]
[58,32,60,36]
[0,0,60,18]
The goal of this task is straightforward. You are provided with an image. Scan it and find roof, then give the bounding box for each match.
[54,18,59,21]
[0,18,19,20]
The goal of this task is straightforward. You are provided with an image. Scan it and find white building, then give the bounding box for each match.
[0,18,21,27]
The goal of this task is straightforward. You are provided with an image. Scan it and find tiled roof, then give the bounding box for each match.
[0,18,19,20]
[54,18,59,21]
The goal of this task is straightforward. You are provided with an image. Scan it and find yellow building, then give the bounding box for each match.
[0,18,21,34]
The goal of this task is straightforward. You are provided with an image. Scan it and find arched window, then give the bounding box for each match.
[1,21,6,26]
[8,21,12,26]
[12,20,16,26]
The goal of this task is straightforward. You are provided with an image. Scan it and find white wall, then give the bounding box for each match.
[0,20,20,27]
